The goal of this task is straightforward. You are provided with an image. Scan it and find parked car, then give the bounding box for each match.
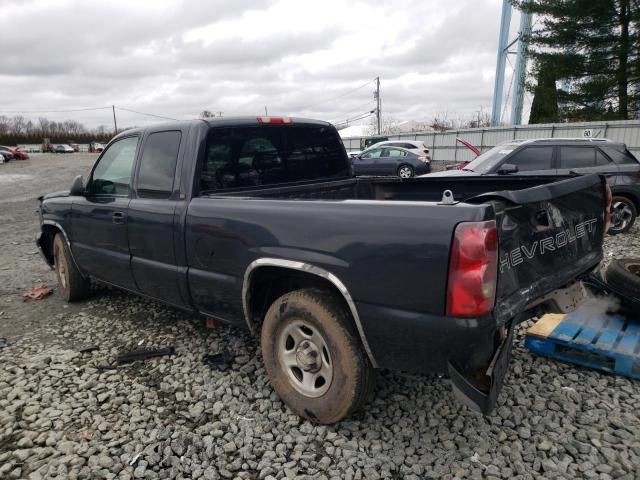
[364,140,430,158]
[0,153,5,163]
[54,144,75,154]
[0,146,15,161]
[0,145,29,160]
[353,146,430,177]
[89,142,105,153]
[37,117,608,423]
[427,138,640,234]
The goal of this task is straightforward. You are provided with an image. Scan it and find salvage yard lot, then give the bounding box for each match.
[1,155,639,480]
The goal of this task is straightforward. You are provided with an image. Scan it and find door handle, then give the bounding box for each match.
[112,211,126,224]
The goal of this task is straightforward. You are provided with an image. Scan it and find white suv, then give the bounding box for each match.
[365,140,430,158]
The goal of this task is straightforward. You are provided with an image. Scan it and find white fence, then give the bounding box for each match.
[342,119,640,169]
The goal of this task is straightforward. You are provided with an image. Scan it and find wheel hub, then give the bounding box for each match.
[295,340,322,372]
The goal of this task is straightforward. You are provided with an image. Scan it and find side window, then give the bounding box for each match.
[600,145,639,164]
[137,131,182,198]
[387,148,406,157]
[508,146,553,171]
[90,136,138,195]
[362,149,383,159]
[560,146,595,169]
[401,143,415,149]
[595,149,611,166]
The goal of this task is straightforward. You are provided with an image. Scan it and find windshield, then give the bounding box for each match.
[463,144,517,173]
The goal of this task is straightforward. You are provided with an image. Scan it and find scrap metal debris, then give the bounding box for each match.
[203,351,234,371]
[116,346,175,364]
[23,285,53,300]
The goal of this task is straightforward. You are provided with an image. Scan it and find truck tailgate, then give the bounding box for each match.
[473,174,607,325]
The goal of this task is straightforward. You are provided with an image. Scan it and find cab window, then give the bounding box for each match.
[90,136,138,195]
[137,131,182,198]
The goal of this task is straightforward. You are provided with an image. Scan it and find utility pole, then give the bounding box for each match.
[510,5,532,125]
[112,105,118,135]
[374,76,381,135]
[264,106,268,116]
[490,0,512,126]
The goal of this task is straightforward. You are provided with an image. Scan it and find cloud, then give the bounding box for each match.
[0,0,523,128]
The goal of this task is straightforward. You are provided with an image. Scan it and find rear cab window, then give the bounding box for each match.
[199,124,349,192]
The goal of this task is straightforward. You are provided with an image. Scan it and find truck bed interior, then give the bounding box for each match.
[202,175,569,203]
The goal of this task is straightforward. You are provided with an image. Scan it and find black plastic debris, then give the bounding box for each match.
[203,351,234,371]
[78,345,99,353]
[0,338,8,348]
[116,346,175,364]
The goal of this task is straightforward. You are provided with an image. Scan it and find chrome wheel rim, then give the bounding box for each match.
[398,166,412,178]
[278,320,333,397]
[611,201,633,232]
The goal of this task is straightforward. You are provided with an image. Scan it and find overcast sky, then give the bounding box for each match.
[0,0,524,130]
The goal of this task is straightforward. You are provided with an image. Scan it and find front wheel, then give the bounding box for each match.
[609,196,637,234]
[53,234,91,302]
[261,288,375,424]
[398,165,414,178]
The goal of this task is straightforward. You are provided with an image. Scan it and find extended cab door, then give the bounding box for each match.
[71,135,139,290]
[127,129,190,307]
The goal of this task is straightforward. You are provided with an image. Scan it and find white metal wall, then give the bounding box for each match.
[342,119,640,168]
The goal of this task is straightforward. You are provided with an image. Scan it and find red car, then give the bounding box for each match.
[0,146,29,160]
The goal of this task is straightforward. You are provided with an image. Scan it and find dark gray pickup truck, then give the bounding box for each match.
[37,117,609,423]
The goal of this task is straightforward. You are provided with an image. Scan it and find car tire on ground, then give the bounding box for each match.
[260,288,375,424]
[609,195,637,234]
[53,233,91,302]
[398,165,414,178]
[603,258,640,313]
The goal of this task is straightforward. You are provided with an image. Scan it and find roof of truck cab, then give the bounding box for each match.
[110,116,333,142]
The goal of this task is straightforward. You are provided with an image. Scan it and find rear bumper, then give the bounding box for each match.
[357,302,512,414]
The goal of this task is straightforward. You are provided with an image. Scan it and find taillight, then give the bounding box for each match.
[257,116,291,124]
[446,220,498,317]
[417,155,429,163]
[604,184,612,232]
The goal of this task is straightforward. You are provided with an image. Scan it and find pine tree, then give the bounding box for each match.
[529,58,560,123]
[515,0,639,120]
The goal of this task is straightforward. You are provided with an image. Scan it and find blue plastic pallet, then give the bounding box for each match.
[525,311,640,380]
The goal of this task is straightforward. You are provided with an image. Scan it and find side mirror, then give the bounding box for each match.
[70,175,85,196]
[497,163,518,175]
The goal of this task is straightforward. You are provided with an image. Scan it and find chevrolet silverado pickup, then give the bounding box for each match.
[37,117,609,424]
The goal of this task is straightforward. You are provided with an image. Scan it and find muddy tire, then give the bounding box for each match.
[53,233,91,302]
[260,288,375,424]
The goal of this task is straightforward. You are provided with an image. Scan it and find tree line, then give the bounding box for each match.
[0,115,114,145]
[520,0,640,123]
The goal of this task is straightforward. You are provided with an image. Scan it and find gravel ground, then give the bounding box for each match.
[1,155,639,480]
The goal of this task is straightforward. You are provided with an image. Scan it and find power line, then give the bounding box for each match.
[332,111,375,128]
[116,106,178,121]
[0,106,112,114]
[297,78,376,111]
[328,101,376,123]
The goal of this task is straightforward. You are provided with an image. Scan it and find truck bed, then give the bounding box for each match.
[204,175,573,203]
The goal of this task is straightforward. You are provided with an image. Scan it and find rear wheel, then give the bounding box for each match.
[53,234,91,302]
[609,196,636,234]
[398,165,414,178]
[260,288,374,424]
